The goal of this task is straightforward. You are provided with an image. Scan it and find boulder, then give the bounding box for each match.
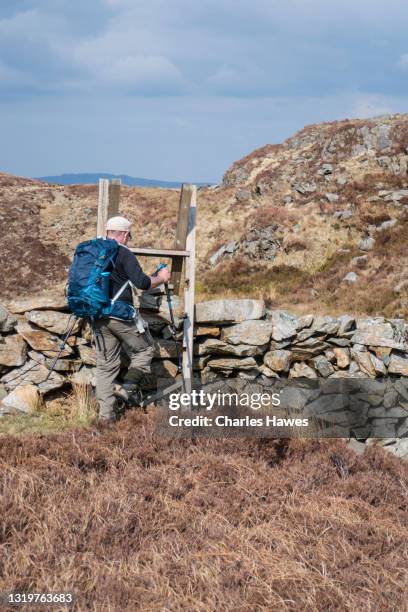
[264,350,292,372]
[259,365,280,378]
[207,357,258,371]
[195,299,265,324]
[221,320,272,346]
[0,305,17,333]
[270,311,298,341]
[1,360,65,393]
[235,189,252,202]
[6,295,67,314]
[291,341,330,359]
[370,354,387,376]
[16,321,73,358]
[1,384,41,414]
[0,335,27,367]
[26,310,80,335]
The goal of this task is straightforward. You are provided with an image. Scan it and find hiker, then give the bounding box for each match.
[95,215,170,423]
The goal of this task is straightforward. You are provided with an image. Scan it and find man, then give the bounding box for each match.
[95,215,171,423]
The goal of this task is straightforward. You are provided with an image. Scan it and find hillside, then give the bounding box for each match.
[2,113,408,317]
[1,411,407,610]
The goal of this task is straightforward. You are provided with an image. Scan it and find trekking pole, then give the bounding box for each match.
[155,263,183,373]
[45,315,80,381]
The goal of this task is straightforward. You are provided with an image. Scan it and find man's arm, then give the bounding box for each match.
[121,248,171,289]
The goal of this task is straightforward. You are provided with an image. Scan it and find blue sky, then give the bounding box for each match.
[1,0,408,182]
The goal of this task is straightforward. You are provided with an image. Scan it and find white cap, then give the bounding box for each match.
[106,216,132,232]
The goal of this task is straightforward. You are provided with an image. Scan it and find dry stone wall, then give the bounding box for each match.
[1,295,408,457]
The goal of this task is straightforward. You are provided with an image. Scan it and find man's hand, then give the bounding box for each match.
[150,267,171,289]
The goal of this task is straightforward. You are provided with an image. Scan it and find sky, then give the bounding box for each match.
[1,0,408,182]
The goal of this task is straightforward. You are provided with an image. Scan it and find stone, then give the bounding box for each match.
[333,348,351,369]
[320,163,333,175]
[337,315,355,335]
[328,338,351,347]
[370,354,387,376]
[388,354,408,376]
[207,357,258,371]
[337,177,348,186]
[196,338,263,357]
[296,328,316,342]
[356,318,394,338]
[78,345,97,366]
[140,313,167,334]
[209,245,226,266]
[195,299,265,324]
[16,321,73,358]
[371,346,392,362]
[0,384,7,401]
[311,316,340,335]
[358,237,375,251]
[346,439,366,456]
[221,320,272,346]
[152,360,178,378]
[291,341,330,359]
[343,272,358,283]
[351,350,376,377]
[6,295,67,314]
[1,385,41,414]
[0,335,27,367]
[289,363,317,379]
[383,439,408,460]
[259,365,280,378]
[313,356,334,377]
[0,304,17,333]
[193,356,210,371]
[1,360,65,393]
[269,339,292,350]
[351,255,367,267]
[26,310,80,335]
[295,314,314,331]
[351,332,405,351]
[294,181,316,194]
[154,340,180,359]
[235,189,252,202]
[334,210,353,220]
[194,326,220,337]
[28,350,81,373]
[71,366,96,386]
[264,350,292,372]
[325,193,339,203]
[270,311,298,341]
[325,350,336,363]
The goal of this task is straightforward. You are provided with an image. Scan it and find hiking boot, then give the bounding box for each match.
[122,383,144,407]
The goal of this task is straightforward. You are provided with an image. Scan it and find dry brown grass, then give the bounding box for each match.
[0,412,407,610]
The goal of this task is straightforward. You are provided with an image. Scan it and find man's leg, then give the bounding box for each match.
[107,320,155,400]
[95,319,122,421]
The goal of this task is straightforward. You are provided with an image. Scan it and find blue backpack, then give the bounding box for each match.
[67,238,135,320]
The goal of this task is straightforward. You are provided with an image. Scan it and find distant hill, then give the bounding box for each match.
[36,173,210,188]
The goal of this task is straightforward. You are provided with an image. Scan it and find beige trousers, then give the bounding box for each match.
[94,318,155,420]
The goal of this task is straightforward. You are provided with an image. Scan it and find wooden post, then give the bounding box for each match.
[96,179,110,237]
[109,178,121,217]
[182,185,197,384]
[172,184,193,295]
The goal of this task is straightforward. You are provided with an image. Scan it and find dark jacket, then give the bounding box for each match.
[109,245,151,305]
